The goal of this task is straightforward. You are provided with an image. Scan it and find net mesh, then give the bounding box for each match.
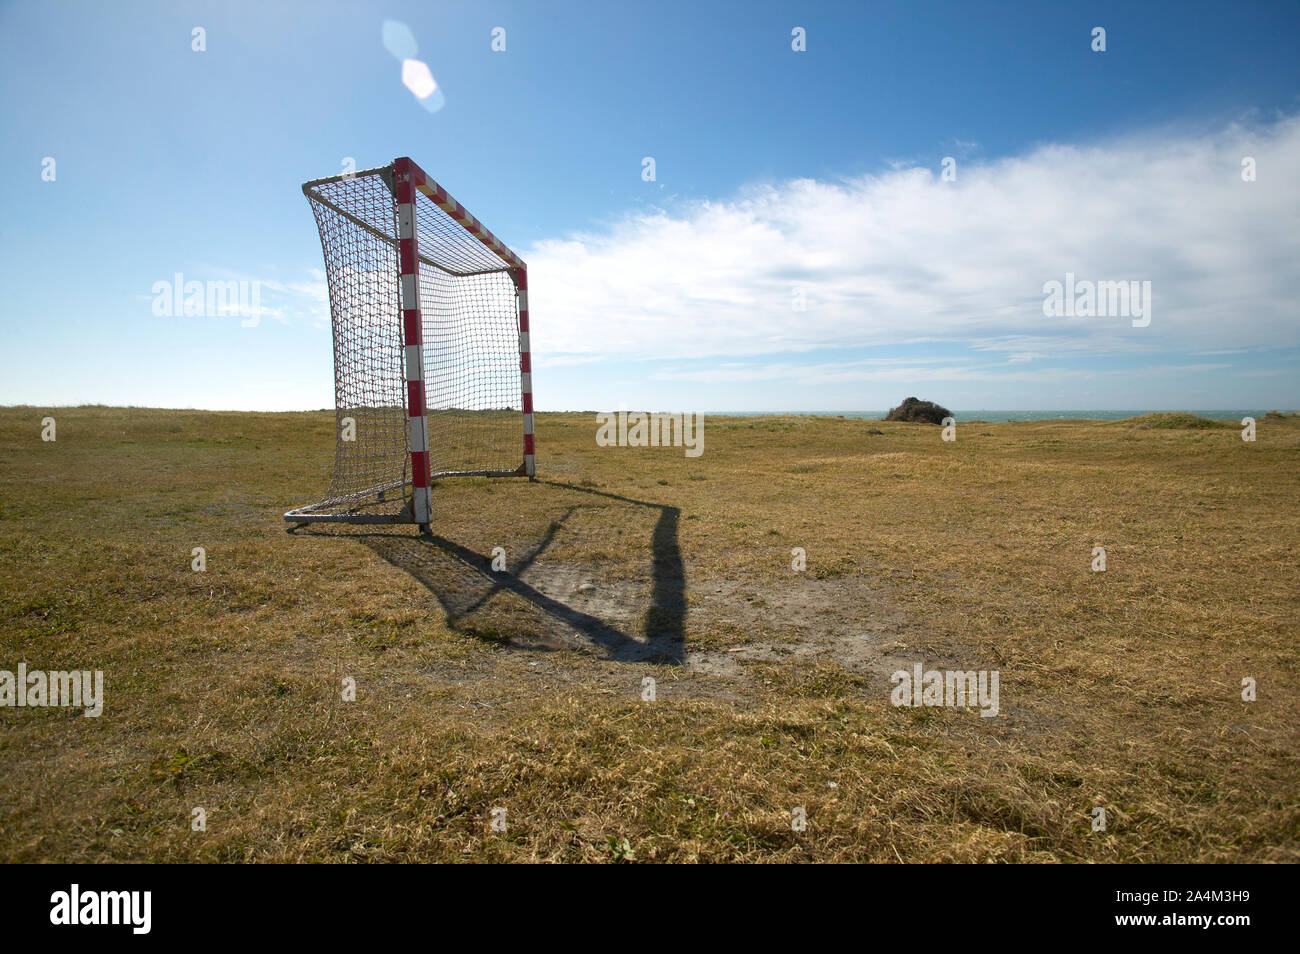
[290,164,523,521]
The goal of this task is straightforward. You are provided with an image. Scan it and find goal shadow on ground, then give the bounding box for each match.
[352,480,686,664]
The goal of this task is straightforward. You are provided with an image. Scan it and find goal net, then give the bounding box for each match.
[285,158,534,531]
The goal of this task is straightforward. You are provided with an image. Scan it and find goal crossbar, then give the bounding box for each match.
[304,176,518,280]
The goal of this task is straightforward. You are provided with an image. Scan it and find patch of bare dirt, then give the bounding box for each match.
[683,576,946,681]
[518,560,973,688]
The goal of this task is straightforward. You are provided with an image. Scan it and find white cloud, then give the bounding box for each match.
[645,355,1238,389]
[527,116,1300,363]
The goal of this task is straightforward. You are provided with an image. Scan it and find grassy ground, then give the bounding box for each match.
[0,405,1296,862]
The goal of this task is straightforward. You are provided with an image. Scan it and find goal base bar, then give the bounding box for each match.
[283,506,414,526]
[283,464,530,527]
[284,513,412,526]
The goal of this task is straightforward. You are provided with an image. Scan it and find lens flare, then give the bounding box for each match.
[401,59,445,112]
[381,20,417,60]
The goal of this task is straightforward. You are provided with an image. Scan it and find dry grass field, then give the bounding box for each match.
[0,405,1296,862]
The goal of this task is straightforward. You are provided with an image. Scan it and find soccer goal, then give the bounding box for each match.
[285,157,534,533]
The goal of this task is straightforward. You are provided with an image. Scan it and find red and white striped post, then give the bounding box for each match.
[393,157,433,531]
[516,266,536,477]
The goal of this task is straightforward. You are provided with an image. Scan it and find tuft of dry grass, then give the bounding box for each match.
[1120,412,1232,430]
[0,405,1296,862]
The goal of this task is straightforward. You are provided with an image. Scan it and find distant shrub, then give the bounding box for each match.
[884,396,952,425]
[1124,413,1229,430]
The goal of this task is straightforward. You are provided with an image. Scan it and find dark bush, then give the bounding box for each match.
[883,396,952,425]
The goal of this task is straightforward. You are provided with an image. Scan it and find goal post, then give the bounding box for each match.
[285,157,534,533]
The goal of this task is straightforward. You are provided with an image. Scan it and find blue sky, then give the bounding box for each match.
[1,0,1297,412]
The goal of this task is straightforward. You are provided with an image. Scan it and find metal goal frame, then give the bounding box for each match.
[285,157,535,533]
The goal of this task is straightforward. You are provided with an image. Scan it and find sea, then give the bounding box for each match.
[723,410,1277,423]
